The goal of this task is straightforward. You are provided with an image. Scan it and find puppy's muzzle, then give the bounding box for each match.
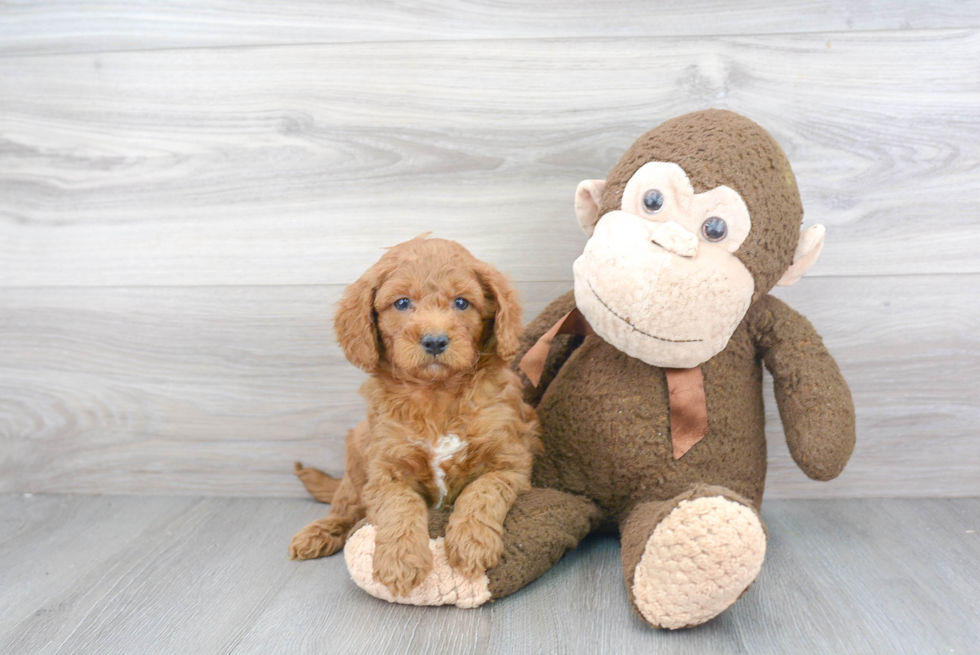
[420,333,450,356]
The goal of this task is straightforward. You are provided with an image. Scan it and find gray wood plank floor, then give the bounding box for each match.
[1,494,977,654]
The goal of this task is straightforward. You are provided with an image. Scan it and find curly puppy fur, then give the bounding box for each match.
[289,236,540,598]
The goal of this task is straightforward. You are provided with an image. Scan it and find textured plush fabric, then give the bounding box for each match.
[485,487,604,598]
[619,485,766,629]
[418,488,604,600]
[597,110,803,303]
[526,289,771,514]
[630,496,766,629]
[344,488,602,607]
[345,524,492,609]
[777,225,825,287]
[343,110,855,629]
[619,162,753,253]
[492,111,853,627]
[747,295,856,480]
[573,210,756,368]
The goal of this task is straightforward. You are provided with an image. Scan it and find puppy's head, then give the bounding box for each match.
[334,236,522,380]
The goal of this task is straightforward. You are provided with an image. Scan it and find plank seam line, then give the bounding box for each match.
[0,26,976,60]
[0,271,977,292]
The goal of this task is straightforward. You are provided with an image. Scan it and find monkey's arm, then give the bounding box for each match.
[747,295,856,481]
[512,290,583,407]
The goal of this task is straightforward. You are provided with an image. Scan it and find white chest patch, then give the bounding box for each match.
[429,434,467,508]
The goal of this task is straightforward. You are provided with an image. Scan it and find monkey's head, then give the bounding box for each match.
[572,110,824,368]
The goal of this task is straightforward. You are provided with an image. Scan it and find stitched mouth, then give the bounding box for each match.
[586,279,703,344]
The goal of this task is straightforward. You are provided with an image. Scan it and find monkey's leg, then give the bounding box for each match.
[344,488,603,608]
[621,485,767,629]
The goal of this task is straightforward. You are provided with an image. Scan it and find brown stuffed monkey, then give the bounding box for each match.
[339,109,856,628]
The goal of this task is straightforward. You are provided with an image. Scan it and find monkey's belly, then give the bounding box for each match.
[532,336,768,515]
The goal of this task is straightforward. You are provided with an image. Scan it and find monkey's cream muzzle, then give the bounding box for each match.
[573,211,755,369]
[650,220,699,258]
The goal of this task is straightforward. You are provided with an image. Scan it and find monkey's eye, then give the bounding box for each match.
[453,297,470,310]
[701,217,728,242]
[393,298,412,310]
[642,189,665,213]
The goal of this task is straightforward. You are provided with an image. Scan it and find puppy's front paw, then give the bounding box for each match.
[445,515,503,579]
[289,519,345,560]
[373,532,433,597]
[345,524,492,608]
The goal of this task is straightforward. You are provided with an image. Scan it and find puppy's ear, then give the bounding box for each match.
[478,263,522,362]
[334,258,393,372]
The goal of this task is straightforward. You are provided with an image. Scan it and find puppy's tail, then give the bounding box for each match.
[294,461,341,503]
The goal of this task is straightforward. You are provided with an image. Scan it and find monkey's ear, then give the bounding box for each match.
[777,224,825,287]
[334,259,394,371]
[575,179,607,237]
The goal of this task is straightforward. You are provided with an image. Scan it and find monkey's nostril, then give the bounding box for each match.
[420,333,450,355]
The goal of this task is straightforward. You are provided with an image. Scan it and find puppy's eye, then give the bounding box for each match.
[701,217,728,242]
[453,298,470,311]
[393,298,411,310]
[643,189,664,214]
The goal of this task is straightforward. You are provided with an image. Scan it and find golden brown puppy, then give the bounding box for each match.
[289,236,540,597]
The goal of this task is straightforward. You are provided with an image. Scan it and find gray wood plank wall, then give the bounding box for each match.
[1,2,978,498]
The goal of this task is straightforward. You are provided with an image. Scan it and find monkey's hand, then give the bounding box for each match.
[748,295,856,480]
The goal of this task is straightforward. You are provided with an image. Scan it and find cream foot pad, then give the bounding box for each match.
[344,524,492,609]
[632,496,766,629]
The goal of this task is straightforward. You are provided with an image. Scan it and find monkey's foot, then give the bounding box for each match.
[632,496,766,629]
[344,524,492,609]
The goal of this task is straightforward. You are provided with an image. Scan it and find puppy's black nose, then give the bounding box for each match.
[420,333,450,355]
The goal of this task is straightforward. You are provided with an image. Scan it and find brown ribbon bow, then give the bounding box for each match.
[518,308,708,460]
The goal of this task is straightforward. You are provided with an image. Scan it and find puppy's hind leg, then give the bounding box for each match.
[290,421,369,559]
[289,473,365,560]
